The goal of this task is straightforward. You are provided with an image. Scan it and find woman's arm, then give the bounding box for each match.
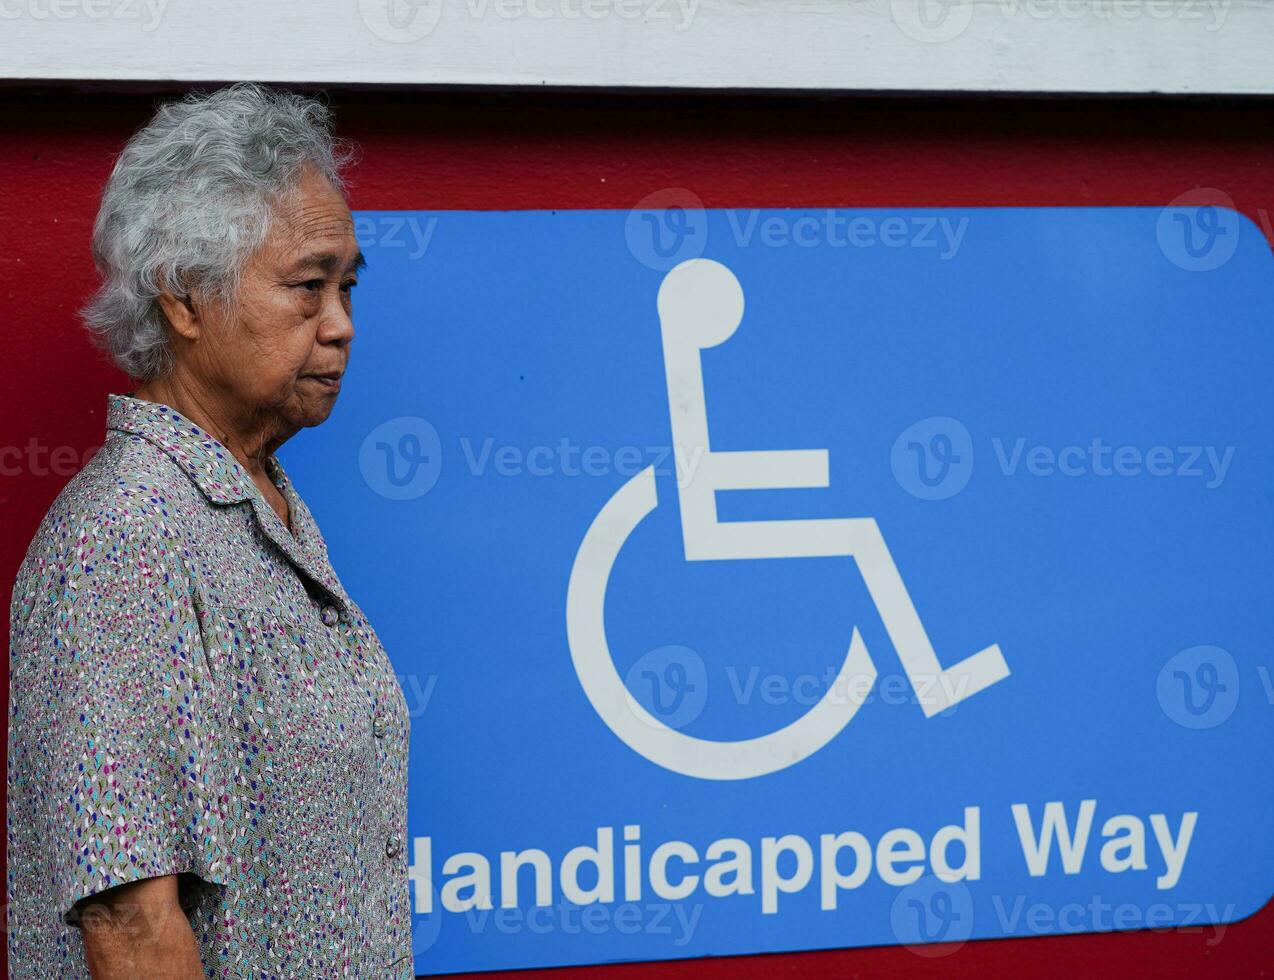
[78,875,205,980]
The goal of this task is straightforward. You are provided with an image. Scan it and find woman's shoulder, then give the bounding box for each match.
[48,429,208,532]
[10,433,207,623]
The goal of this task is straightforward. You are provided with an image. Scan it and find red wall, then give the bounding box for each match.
[2,87,1272,977]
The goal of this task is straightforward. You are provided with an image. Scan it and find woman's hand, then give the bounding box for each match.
[78,874,205,979]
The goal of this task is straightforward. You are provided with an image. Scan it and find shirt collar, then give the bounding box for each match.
[107,393,259,505]
[106,393,347,612]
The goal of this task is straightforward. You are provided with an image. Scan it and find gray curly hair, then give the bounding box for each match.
[82,83,353,380]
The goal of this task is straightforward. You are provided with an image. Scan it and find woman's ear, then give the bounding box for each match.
[156,290,202,342]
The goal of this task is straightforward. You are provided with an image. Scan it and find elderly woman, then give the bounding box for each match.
[6,84,412,978]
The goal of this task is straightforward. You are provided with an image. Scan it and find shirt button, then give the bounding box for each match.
[386,837,403,859]
[373,718,388,739]
[320,605,340,627]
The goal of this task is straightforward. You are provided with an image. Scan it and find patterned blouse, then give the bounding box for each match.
[6,394,413,978]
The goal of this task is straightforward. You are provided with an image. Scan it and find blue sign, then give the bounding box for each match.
[281,207,1274,975]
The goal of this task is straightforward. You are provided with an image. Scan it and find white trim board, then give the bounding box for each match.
[1,0,1271,94]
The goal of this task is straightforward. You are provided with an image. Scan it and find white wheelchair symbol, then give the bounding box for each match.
[565,258,1010,781]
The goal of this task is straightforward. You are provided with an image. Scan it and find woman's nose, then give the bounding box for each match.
[320,295,356,345]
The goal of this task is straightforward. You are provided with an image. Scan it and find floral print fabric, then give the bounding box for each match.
[7,394,413,978]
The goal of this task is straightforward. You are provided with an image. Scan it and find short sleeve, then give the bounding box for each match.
[33,514,229,921]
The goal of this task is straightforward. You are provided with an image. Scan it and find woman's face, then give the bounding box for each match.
[193,164,363,438]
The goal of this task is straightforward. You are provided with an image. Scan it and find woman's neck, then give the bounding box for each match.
[133,374,283,484]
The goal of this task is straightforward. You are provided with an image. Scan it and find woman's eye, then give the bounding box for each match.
[341,280,358,294]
